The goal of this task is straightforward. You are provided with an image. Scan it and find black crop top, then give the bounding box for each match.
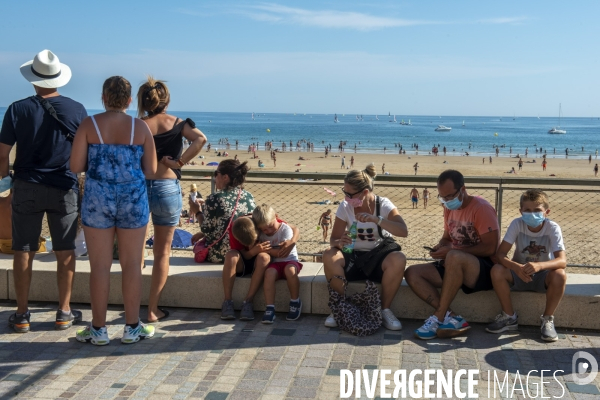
[153,118,196,179]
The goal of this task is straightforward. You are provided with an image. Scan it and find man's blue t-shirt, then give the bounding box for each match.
[0,95,87,191]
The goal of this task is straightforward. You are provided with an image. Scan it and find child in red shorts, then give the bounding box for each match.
[253,204,303,323]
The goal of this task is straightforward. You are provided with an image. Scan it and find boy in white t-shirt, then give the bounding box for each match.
[253,204,303,324]
[486,189,567,342]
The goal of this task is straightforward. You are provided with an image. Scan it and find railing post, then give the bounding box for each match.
[211,175,216,194]
[496,182,503,228]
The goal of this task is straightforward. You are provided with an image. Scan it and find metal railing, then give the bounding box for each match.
[176,171,600,268]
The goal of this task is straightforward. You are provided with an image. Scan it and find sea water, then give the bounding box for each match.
[1,108,598,159]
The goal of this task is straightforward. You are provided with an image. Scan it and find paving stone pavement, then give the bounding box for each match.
[0,302,599,399]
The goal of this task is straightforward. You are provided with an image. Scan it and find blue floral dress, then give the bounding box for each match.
[81,115,149,229]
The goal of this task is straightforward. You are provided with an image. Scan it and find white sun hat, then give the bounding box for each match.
[20,49,72,88]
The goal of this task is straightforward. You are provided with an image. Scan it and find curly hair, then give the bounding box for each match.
[102,76,131,110]
[136,76,170,118]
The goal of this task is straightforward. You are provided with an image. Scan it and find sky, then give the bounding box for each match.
[1,1,599,117]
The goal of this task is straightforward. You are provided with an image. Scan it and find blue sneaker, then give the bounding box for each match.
[286,299,302,321]
[262,306,276,324]
[437,314,471,338]
[414,315,440,340]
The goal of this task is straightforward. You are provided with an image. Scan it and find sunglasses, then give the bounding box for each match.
[341,187,361,198]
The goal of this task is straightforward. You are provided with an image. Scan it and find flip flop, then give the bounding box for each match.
[146,308,170,324]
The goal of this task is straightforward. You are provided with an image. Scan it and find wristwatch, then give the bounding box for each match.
[377,216,384,226]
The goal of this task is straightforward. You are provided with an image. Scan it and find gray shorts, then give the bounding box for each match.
[510,269,549,293]
[12,180,79,252]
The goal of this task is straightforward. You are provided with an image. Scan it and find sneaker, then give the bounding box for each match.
[382,308,402,331]
[486,312,518,334]
[55,309,83,330]
[221,300,235,320]
[121,322,155,344]
[437,314,471,338]
[287,299,302,321]
[8,310,31,333]
[324,314,338,328]
[540,315,558,342]
[414,315,440,340]
[75,324,110,346]
[239,301,255,321]
[262,306,276,324]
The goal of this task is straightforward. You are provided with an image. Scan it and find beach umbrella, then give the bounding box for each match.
[207,162,219,166]
[323,187,336,197]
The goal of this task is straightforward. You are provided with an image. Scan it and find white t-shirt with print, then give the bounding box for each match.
[258,222,298,263]
[335,196,395,251]
[502,218,565,264]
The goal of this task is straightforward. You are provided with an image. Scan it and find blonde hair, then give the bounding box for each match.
[344,163,377,192]
[136,76,170,118]
[520,189,550,209]
[252,204,276,227]
[232,217,258,247]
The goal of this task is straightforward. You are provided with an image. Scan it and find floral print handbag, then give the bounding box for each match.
[193,189,241,263]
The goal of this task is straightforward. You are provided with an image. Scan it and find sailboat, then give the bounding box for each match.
[375,115,379,120]
[390,115,397,123]
[334,114,338,123]
[251,112,254,120]
[462,120,465,127]
[548,104,566,134]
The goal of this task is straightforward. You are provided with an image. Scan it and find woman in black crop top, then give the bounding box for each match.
[137,77,207,323]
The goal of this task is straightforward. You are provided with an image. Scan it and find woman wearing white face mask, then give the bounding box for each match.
[322,163,408,331]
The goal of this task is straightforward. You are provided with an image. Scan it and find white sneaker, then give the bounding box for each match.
[382,309,402,330]
[324,314,338,328]
[121,321,155,344]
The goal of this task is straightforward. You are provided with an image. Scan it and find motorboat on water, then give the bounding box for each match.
[548,104,566,134]
[435,125,452,132]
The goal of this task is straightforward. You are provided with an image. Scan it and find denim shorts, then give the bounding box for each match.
[146,179,182,226]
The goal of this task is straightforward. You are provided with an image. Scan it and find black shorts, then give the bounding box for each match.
[11,180,79,252]
[343,251,385,283]
[434,256,494,294]
[236,254,258,277]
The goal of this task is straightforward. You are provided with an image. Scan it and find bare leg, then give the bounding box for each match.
[263,268,278,305]
[117,225,147,325]
[13,251,35,314]
[84,226,115,327]
[245,253,270,302]
[222,250,244,301]
[490,264,515,315]
[543,269,567,316]
[433,251,480,321]
[55,250,76,312]
[147,225,175,321]
[322,247,346,296]
[283,265,300,299]
[404,263,443,310]
[380,252,407,309]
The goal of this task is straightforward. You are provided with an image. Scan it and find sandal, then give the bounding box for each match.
[146,308,170,324]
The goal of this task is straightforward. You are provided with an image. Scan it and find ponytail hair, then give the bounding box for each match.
[136,76,170,118]
[344,163,377,192]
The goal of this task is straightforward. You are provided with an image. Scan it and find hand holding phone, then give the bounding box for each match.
[423,246,435,252]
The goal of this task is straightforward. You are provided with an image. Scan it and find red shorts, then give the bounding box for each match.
[267,261,303,280]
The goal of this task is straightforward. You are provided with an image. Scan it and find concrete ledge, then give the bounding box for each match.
[8,255,322,314]
[0,253,11,300]
[311,272,600,330]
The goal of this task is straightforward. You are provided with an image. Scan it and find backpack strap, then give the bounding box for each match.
[34,95,75,142]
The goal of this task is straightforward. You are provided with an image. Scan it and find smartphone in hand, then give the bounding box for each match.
[423,246,435,252]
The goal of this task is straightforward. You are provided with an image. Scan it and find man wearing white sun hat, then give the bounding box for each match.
[0,49,87,333]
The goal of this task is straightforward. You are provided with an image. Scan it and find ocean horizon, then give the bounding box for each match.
[2,108,599,159]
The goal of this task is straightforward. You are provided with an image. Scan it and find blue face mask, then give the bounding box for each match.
[522,212,546,228]
[440,191,463,210]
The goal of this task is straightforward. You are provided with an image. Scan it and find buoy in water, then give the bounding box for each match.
[266,128,271,132]
[494,132,498,136]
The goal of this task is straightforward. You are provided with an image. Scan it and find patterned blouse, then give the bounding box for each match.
[201,187,256,263]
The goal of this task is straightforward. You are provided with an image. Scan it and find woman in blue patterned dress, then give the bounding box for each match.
[70,76,157,345]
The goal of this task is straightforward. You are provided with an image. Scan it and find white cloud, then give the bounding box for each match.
[478,16,528,25]
[239,3,436,31]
